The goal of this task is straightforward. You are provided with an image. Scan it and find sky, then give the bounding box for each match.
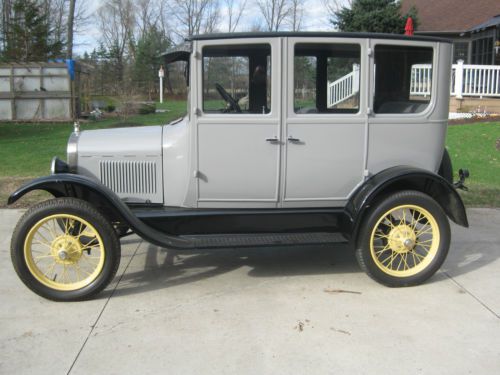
[74,0,338,55]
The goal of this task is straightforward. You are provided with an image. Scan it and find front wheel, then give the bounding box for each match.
[356,190,450,287]
[11,198,121,301]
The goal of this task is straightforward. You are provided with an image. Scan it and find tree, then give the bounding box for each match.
[98,0,135,81]
[331,0,418,34]
[256,0,291,32]
[66,0,76,58]
[131,25,171,97]
[1,0,63,61]
[288,0,304,31]
[224,0,247,32]
[169,0,221,40]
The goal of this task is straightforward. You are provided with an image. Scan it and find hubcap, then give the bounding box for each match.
[387,224,417,253]
[370,205,440,277]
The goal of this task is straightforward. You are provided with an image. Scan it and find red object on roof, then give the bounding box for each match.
[405,17,414,35]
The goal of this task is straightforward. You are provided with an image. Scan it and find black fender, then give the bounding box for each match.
[8,174,195,249]
[344,166,468,244]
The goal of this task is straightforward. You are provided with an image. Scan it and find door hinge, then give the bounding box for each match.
[193,170,200,178]
[367,48,373,57]
[363,169,370,178]
[193,107,201,116]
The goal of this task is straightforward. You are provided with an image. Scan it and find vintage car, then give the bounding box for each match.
[9,32,469,301]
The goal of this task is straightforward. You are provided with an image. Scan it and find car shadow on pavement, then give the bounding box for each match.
[105,242,361,298]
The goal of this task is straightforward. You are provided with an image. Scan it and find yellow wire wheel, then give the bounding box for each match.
[11,198,121,301]
[369,205,440,277]
[356,191,450,286]
[23,214,105,291]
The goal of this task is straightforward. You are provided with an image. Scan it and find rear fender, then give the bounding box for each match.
[344,166,468,244]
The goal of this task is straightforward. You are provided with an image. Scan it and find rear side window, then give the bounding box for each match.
[374,45,433,114]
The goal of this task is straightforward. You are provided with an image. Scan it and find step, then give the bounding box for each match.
[179,232,347,249]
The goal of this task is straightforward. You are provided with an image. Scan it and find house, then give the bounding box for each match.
[402,0,500,65]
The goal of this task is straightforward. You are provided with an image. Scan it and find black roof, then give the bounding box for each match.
[187,31,452,44]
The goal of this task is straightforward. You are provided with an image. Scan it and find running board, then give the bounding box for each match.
[178,232,347,249]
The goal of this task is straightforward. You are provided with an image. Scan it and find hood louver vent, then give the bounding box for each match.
[99,160,157,195]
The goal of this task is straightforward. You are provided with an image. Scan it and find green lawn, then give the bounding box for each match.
[0,109,498,207]
[0,100,187,177]
[446,122,500,207]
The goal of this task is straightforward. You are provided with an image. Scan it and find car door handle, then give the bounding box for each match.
[287,136,300,142]
[266,137,280,143]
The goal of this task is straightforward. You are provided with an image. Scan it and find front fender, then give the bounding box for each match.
[8,174,194,249]
[344,166,468,243]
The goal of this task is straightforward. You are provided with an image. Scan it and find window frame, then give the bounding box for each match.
[369,39,438,118]
[196,39,278,118]
[287,37,367,120]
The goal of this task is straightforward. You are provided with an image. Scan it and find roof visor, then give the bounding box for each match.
[160,42,192,64]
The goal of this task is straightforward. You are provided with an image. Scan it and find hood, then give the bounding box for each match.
[77,126,163,157]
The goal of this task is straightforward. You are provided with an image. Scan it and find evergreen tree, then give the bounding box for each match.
[131,26,171,96]
[332,0,418,34]
[2,0,63,61]
[132,27,170,84]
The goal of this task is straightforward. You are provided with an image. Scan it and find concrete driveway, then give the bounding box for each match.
[0,208,499,375]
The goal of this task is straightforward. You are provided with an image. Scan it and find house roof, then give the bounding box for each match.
[401,0,500,33]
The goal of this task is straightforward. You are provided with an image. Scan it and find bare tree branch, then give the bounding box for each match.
[256,0,291,32]
[224,0,247,32]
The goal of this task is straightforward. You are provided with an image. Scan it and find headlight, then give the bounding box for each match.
[67,131,79,172]
[51,157,69,174]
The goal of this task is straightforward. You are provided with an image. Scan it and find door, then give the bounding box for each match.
[281,38,368,207]
[195,38,281,208]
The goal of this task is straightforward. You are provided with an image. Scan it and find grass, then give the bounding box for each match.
[446,121,500,207]
[0,101,186,177]
[0,100,186,207]
[0,107,498,207]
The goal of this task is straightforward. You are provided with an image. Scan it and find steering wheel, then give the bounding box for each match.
[215,83,242,113]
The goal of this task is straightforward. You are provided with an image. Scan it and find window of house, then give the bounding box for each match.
[294,43,360,114]
[202,44,271,114]
[472,37,494,65]
[374,45,433,114]
[453,42,469,63]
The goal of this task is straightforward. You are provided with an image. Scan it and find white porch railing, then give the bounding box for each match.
[410,64,432,96]
[327,64,360,108]
[411,60,500,99]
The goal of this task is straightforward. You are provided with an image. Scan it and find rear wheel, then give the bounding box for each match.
[355,190,450,287]
[11,198,121,301]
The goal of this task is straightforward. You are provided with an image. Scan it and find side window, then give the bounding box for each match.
[202,44,271,114]
[294,43,360,114]
[374,45,433,114]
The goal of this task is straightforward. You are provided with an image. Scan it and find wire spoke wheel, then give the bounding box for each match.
[24,214,105,291]
[370,205,440,277]
[11,198,121,301]
[356,191,450,287]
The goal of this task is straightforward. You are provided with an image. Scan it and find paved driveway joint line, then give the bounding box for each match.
[443,271,500,319]
[65,240,143,375]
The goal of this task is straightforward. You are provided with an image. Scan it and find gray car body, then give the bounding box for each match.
[69,34,453,210]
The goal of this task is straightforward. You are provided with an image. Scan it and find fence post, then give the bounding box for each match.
[454,59,464,99]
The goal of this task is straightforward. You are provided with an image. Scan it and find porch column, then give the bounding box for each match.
[454,59,464,99]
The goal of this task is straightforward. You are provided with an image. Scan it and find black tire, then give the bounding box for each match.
[11,198,121,301]
[355,190,450,287]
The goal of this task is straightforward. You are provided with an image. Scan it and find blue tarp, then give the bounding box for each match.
[48,59,75,80]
